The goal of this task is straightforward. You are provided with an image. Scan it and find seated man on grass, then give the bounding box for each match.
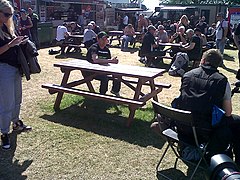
[86,31,121,96]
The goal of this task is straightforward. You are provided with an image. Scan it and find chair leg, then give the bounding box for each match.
[156,142,180,180]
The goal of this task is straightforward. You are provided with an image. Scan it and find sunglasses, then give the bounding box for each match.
[0,11,13,18]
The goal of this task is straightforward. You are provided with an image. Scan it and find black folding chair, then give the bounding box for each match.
[152,100,211,180]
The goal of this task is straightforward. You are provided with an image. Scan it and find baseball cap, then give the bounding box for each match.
[97,31,109,39]
[20,9,26,13]
[90,21,95,25]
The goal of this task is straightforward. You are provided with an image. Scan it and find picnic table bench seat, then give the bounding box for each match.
[42,83,145,108]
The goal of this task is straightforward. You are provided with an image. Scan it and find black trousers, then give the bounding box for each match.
[206,115,240,165]
[95,75,121,95]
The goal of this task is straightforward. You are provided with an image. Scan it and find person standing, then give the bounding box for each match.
[28,8,39,48]
[122,14,128,28]
[0,0,32,150]
[86,31,121,96]
[215,12,228,55]
[234,22,240,68]
[18,9,32,39]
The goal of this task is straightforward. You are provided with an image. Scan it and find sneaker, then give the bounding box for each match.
[110,90,120,97]
[1,134,10,150]
[12,120,32,132]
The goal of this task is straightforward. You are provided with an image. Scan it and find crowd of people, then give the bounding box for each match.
[137,12,237,70]
[13,6,39,49]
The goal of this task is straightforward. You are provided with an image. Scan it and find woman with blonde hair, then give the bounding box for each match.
[0,0,31,150]
[177,15,191,31]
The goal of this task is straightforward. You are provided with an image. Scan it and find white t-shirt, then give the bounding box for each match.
[83,29,96,43]
[123,15,128,25]
[216,20,228,40]
[56,25,68,41]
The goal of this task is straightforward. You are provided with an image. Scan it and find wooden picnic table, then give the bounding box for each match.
[64,34,85,51]
[42,59,171,126]
[108,30,142,47]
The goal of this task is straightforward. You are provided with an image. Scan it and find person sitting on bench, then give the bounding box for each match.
[55,22,70,56]
[139,25,166,67]
[121,24,135,51]
[179,28,202,67]
[86,31,121,96]
[83,23,97,49]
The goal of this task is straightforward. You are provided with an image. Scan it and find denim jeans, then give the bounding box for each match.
[216,39,226,54]
[0,63,22,134]
[121,35,134,49]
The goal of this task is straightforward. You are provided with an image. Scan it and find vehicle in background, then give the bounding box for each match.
[149,6,199,25]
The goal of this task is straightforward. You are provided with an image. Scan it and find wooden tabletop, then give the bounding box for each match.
[69,34,84,38]
[108,31,141,36]
[54,59,166,79]
[158,42,181,47]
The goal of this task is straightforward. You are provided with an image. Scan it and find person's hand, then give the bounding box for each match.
[8,36,24,47]
[111,56,118,64]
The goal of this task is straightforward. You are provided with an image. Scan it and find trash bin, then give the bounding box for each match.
[38,22,53,46]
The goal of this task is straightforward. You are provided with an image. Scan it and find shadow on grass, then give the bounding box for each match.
[156,162,206,179]
[221,64,238,75]
[40,98,165,149]
[223,53,235,62]
[0,132,33,179]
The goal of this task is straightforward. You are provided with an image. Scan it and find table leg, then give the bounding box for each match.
[126,79,144,126]
[126,105,137,127]
[54,70,71,111]
[149,79,159,102]
[81,71,95,92]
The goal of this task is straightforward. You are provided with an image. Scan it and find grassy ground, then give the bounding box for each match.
[0,43,239,180]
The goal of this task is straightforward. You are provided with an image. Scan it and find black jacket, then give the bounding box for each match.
[18,40,41,80]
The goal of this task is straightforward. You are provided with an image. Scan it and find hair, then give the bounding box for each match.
[186,29,194,34]
[178,25,185,32]
[202,49,223,68]
[180,15,189,25]
[158,25,164,30]
[0,0,15,40]
[147,25,156,31]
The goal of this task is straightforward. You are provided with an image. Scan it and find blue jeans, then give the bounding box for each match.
[216,39,226,54]
[121,35,134,49]
[0,63,22,134]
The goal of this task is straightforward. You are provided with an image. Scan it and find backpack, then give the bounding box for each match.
[168,52,189,76]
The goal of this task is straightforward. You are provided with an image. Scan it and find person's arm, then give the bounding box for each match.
[181,41,195,51]
[0,36,24,55]
[25,17,33,29]
[91,53,118,64]
[234,33,240,50]
[234,24,240,50]
[222,21,228,41]
[179,33,187,44]
[222,99,232,116]
[222,82,232,116]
